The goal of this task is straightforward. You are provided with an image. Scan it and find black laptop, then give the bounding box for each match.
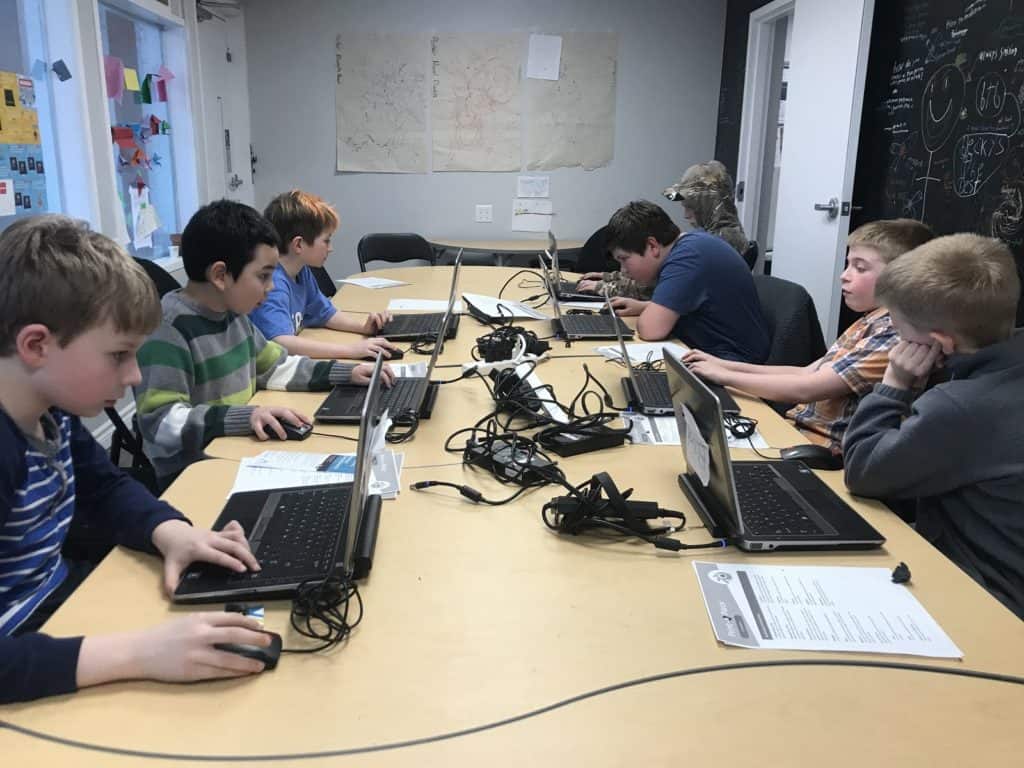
[546,231,602,303]
[379,249,462,341]
[315,285,455,423]
[539,255,634,341]
[664,354,884,552]
[173,357,387,604]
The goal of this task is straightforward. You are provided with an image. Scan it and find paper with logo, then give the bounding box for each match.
[680,404,710,486]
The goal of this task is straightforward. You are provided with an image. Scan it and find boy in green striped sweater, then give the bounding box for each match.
[135,200,392,488]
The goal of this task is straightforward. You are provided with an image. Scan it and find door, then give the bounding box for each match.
[736,0,875,342]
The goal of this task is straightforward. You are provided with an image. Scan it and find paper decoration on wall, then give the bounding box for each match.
[0,179,15,216]
[140,74,153,104]
[156,78,167,101]
[104,56,124,102]
[129,185,152,249]
[0,72,41,144]
[124,68,141,92]
[51,60,72,82]
[157,65,175,82]
[111,126,135,149]
[149,115,161,136]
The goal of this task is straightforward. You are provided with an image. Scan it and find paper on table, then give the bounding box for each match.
[595,341,690,363]
[236,449,404,499]
[387,298,464,312]
[621,412,768,450]
[693,561,963,658]
[558,300,607,311]
[337,276,409,289]
[392,362,428,378]
[527,34,562,80]
[461,292,549,320]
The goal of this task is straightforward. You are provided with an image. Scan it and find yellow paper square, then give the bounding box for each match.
[124,68,141,91]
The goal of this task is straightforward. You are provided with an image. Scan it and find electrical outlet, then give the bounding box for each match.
[475,204,493,223]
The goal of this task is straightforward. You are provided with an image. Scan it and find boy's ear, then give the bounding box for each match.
[289,235,305,254]
[928,330,957,355]
[206,260,229,289]
[16,324,55,368]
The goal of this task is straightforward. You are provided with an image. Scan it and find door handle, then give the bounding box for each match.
[814,197,839,220]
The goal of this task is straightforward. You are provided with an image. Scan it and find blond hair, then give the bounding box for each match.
[875,233,1020,347]
[847,218,935,263]
[264,189,339,252]
[0,215,161,355]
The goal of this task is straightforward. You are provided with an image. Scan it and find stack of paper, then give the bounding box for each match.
[386,298,464,312]
[337,276,409,289]
[461,292,549,320]
[231,449,404,499]
[621,412,768,450]
[595,341,690,364]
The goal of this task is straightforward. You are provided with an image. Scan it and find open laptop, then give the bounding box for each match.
[539,255,634,341]
[664,353,884,552]
[379,249,462,341]
[546,231,602,302]
[173,356,387,604]
[315,284,456,423]
[609,294,740,416]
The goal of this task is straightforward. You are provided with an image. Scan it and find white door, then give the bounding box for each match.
[737,0,875,342]
[196,9,255,206]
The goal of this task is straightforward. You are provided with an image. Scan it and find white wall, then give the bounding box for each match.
[243,0,727,277]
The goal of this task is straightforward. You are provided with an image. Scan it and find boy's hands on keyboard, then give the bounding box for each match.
[361,311,393,335]
[351,336,401,359]
[151,519,261,596]
[352,361,395,388]
[250,406,310,440]
[609,297,648,317]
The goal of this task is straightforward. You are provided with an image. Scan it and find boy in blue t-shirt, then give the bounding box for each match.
[251,190,400,360]
[606,200,769,363]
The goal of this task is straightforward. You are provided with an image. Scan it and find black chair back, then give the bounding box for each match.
[357,233,436,271]
[753,274,827,368]
[134,257,179,297]
[310,265,337,298]
[574,225,615,274]
[741,240,759,271]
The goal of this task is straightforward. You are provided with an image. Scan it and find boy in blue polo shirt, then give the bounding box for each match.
[251,190,399,360]
[606,200,769,363]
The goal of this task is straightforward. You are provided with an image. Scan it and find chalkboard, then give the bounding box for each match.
[852,0,1024,324]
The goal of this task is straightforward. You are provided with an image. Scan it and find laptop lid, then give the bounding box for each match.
[548,231,561,284]
[537,254,563,321]
[663,352,745,540]
[605,290,642,397]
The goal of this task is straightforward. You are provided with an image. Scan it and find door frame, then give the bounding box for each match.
[734,0,794,245]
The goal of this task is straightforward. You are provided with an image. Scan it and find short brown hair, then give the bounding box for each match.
[847,218,935,263]
[606,201,681,255]
[264,190,339,252]
[875,233,1020,348]
[0,215,161,355]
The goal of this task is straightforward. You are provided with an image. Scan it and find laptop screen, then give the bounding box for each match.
[663,353,745,538]
[605,291,640,393]
[343,353,385,577]
[424,251,461,379]
[548,230,560,282]
[537,254,562,320]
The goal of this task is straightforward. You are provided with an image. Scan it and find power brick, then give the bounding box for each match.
[464,437,555,485]
[538,425,626,457]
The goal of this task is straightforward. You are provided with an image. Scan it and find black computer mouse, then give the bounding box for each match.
[215,630,282,670]
[363,348,404,360]
[779,444,844,471]
[267,422,312,441]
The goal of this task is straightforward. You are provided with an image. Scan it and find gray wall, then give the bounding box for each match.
[244,0,727,277]
[0,0,25,73]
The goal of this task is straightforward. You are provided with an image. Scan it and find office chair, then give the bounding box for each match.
[356,233,437,271]
[753,274,827,416]
[741,240,759,271]
[310,265,337,298]
[574,225,615,275]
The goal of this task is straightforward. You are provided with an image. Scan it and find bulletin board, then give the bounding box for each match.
[0,71,47,228]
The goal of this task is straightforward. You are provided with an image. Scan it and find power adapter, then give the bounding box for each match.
[464,437,555,485]
[539,425,626,457]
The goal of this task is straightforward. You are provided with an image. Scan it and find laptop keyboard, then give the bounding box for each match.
[379,377,426,415]
[561,314,632,336]
[382,313,443,336]
[732,464,826,537]
[235,486,350,580]
[634,371,671,407]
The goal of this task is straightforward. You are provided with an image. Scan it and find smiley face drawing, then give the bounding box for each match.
[921,64,966,152]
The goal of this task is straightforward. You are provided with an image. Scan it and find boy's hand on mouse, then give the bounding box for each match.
[353,336,399,359]
[135,613,271,682]
[883,340,943,390]
[610,297,648,317]
[361,311,393,335]
[351,361,395,388]
[250,406,308,440]
[152,519,261,596]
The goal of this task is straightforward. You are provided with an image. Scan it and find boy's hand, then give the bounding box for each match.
[576,279,602,293]
[132,613,271,681]
[250,406,309,440]
[682,349,722,366]
[361,311,393,335]
[353,336,400,360]
[578,271,605,282]
[152,519,260,596]
[610,297,648,317]
[882,340,944,390]
[351,361,395,388]
[684,358,730,385]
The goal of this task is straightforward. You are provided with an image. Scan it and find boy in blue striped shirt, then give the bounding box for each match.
[0,216,273,704]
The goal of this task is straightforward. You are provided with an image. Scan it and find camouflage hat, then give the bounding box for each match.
[663,160,736,203]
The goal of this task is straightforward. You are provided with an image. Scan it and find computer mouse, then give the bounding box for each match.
[363,348,404,360]
[779,444,844,471]
[214,630,282,670]
[267,421,312,441]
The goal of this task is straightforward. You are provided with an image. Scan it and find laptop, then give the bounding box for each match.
[608,294,740,416]
[664,353,884,552]
[539,255,634,341]
[315,284,456,423]
[379,249,462,341]
[173,356,387,603]
[546,231,602,302]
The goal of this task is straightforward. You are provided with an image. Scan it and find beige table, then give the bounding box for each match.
[5,268,1023,766]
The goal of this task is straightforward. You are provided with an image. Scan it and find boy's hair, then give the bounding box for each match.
[606,201,681,255]
[181,199,280,282]
[0,215,161,355]
[847,218,935,264]
[876,233,1020,347]
[264,190,339,252]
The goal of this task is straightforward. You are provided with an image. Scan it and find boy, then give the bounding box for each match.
[604,200,769,363]
[135,200,389,489]
[1,215,271,704]
[685,219,934,452]
[843,234,1024,619]
[251,190,398,359]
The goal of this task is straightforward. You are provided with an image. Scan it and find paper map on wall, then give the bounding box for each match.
[335,33,429,173]
[431,34,521,171]
[525,33,616,170]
